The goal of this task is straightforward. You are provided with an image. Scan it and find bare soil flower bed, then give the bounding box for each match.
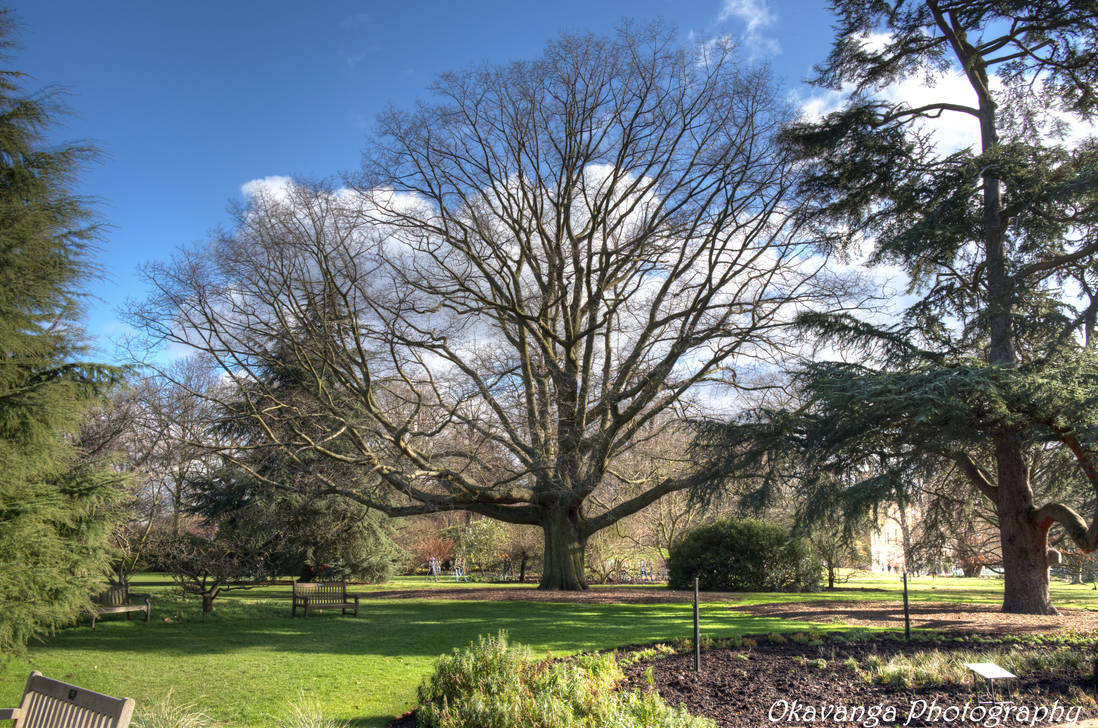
[620,635,1098,727]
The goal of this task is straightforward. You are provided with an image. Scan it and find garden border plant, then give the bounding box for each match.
[412,631,715,728]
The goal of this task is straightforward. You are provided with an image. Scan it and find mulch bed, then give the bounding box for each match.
[621,635,1098,727]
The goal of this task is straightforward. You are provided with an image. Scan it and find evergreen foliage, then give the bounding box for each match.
[0,13,125,656]
[189,313,403,584]
[666,519,820,592]
[197,478,402,584]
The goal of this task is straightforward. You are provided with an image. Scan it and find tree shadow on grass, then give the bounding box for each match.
[16,598,854,728]
[43,598,825,660]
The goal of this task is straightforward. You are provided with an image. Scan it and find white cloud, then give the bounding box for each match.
[881,71,981,152]
[795,69,981,154]
[241,175,294,202]
[717,0,780,58]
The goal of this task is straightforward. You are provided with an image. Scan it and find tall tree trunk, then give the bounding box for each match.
[998,512,1054,613]
[997,441,1056,614]
[539,506,588,590]
[954,20,1057,615]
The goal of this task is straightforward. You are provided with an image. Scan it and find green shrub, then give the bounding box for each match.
[416,632,714,728]
[667,519,820,592]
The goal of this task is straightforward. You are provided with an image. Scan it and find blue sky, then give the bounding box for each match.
[10,0,836,362]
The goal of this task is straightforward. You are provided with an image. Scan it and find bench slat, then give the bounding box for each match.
[25,672,132,718]
[91,587,151,629]
[291,582,359,617]
[7,671,135,728]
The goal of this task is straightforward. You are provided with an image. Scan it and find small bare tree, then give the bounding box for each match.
[159,532,269,614]
[133,24,838,589]
[78,361,220,584]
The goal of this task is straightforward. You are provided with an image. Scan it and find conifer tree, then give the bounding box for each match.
[0,12,124,656]
[709,1,1098,614]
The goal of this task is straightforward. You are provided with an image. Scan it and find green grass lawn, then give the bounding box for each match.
[1,573,1094,727]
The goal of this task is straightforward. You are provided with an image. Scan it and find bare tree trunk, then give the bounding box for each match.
[968,25,1055,615]
[998,516,1054,613]
[540,507,587,590]
[997,443,1055,613]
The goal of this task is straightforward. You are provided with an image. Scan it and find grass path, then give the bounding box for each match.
[0,574,1094,727]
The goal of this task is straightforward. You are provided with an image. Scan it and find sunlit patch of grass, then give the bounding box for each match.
[5,572,1096,727]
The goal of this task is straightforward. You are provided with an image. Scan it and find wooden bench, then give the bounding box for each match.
[291,581,359,617]
[91,585,151,629]
[0,671,134,727]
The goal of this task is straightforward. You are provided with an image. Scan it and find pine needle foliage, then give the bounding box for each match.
[0,11,125,658]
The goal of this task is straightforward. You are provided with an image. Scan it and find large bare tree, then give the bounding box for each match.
[133,25,836,589]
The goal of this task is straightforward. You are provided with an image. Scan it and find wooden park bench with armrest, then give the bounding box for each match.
[91,585,151,629]
[0,671,134,727]
[291,581,359,617]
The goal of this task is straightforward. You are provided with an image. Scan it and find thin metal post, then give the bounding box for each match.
[693,576,701,672]
[898,485,912,641]
[902,569,911,641]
